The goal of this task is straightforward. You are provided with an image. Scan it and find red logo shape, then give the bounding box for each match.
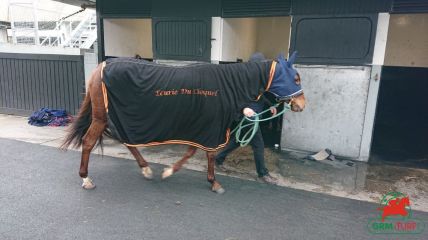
[377,196,410,222]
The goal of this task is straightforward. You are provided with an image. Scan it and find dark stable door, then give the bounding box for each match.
[152,18,211,62]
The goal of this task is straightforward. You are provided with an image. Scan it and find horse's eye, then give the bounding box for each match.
[295,74,301,85]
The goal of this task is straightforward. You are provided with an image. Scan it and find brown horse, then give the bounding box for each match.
[61,54,305,194]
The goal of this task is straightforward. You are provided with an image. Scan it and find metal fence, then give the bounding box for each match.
[0,53,85,115]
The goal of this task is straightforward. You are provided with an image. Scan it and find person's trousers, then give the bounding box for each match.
[215,128,269,177]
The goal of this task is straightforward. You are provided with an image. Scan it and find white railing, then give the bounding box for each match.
[61,11,97,49]
[10,2,97,49]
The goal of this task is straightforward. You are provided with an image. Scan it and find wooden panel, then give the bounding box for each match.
[222,0,290,17]
[153,18,211,61]
[291,0,392,15]
[100,0,152,17]
[392,0,428,13]
[0,53,84,115]
[152,0,220,17]
[290,15,378,65]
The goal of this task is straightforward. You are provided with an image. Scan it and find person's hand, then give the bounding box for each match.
[243,108,256,117]
[270,106,277,116]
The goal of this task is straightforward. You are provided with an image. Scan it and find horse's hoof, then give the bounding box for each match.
[142,166,153,180]
[211,182,225,194]
[82,177,96,190]
[162,167,174,179]
[212,187,225,194]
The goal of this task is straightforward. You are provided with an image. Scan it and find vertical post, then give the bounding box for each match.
[70,21,73,46]
[210,17,223,63]
[9,3,17,44]
[11,22,16,44]
[96,2,105,63]
[358,13,390,161]
[33,1,40,45]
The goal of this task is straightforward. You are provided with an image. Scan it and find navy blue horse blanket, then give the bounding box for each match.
[102,58,276,151]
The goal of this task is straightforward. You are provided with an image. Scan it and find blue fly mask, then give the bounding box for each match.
[268,51,303,102]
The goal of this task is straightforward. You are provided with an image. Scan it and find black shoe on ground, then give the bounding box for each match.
[257,174,278,185]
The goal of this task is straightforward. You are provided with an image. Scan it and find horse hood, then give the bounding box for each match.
[268,51,302,101]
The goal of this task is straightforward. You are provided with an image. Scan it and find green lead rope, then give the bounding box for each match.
[231,102,291,147]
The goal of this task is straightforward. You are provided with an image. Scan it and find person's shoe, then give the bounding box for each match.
[215,162,228,172]
[257,174,278,185]
[215,157,227,171]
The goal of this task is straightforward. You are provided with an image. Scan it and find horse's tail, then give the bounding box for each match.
[60,90,93,150]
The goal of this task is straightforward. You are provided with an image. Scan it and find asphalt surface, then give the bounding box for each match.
[1,138,427,240]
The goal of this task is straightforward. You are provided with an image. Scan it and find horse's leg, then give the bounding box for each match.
[127,146,153,179]
[162,146,197,179]
[207,151,225,194]
[79,63,107,189]
[80,119,106,189]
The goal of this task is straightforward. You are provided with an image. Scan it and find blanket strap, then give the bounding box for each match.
[124,128,231,152]
[101,61,109,113]
[256,61,276,101]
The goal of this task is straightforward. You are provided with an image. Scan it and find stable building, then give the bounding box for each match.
[3,0,426,164]
[92,0,428,163]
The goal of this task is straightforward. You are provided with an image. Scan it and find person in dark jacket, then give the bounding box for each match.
[215,52,279,185]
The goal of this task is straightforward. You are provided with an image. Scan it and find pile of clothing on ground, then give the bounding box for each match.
[28,107,73,127]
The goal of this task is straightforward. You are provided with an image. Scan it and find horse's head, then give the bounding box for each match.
[268,51,305,112]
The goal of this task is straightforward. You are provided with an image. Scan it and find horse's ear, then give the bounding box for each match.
[277,53,287,66]
[288,51,298,65]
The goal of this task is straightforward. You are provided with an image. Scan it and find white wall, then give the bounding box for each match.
[103,19,153,58]
[282,66,372,159]
[221,18,257,62]
[255,17,290,59]
[385,13,428,68]
[219,17,291,62]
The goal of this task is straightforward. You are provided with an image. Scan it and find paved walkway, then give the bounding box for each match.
[1,114,428,213]
[1,138,427,240]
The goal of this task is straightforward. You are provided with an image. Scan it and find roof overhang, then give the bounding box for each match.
[52,0,96,8]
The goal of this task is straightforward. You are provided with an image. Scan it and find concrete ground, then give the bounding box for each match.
[4,138,428,240]
[1,113,428,213]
